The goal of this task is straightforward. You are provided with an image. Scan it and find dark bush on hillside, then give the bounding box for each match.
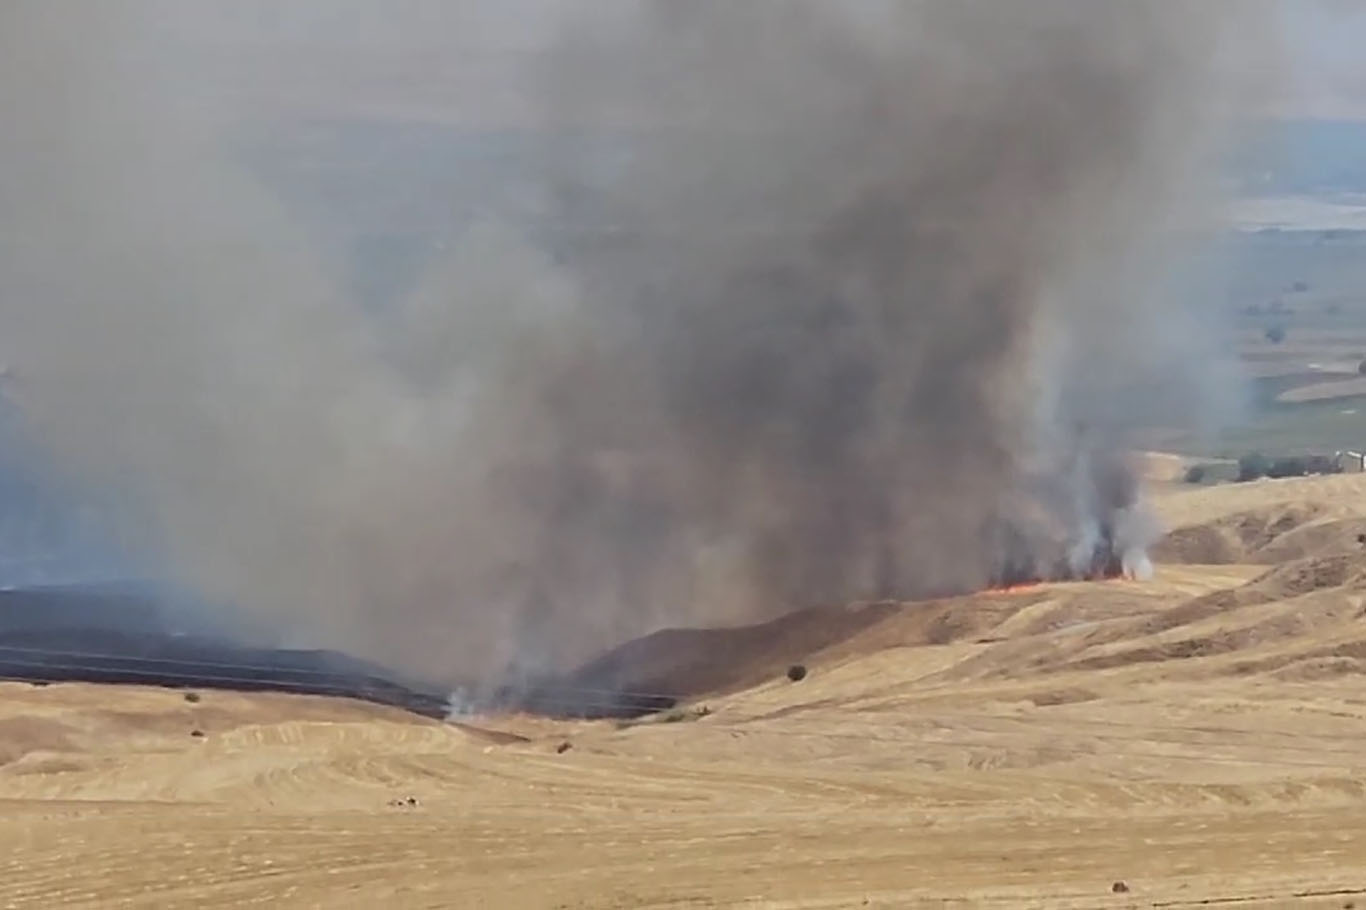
[787,664,808,682]
[1239,452,1341,482]
[1270,455,1340,478]
[1305,455,1342,475]
[1266,458,1304,479]
[1237,452,1271,481]
[1183,465,1206,484]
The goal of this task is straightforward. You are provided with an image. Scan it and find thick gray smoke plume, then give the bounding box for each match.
[0,2,1265,685]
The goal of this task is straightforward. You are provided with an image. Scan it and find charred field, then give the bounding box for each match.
[0,585,451,719]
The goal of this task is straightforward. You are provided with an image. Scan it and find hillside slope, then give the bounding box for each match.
[6,475,1366,907]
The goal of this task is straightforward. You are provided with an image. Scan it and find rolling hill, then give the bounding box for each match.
[5,473,1366,906]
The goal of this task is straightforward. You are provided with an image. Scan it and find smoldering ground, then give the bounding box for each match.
[0,2,1268,688]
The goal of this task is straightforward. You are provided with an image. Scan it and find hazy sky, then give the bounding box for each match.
[123,0,1366,126]
[1283,1,1366,118]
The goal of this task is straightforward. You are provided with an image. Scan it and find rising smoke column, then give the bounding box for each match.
[0,2,1265,686]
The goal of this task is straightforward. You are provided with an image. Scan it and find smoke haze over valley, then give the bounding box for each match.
[0,1,1295,688]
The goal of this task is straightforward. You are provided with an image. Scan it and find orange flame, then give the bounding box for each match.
[989,580,1042,594]
[986,564,1136,594]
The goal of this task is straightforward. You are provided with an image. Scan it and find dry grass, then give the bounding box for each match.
[7,476,1366,907]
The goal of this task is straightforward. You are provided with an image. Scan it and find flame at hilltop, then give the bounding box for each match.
[988,556,1149,595]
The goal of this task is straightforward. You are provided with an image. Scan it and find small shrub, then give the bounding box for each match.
[190,729,205,738]
[1264,325,1286,344]
[787,664,808,682]
[1183,465,1206,484]
[183,691,201,703]
[1112,881,1130,894]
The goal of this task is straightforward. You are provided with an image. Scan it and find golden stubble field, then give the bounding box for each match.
[6,472,1366,908]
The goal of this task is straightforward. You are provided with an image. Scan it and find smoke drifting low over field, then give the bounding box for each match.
[0,2,1265,685]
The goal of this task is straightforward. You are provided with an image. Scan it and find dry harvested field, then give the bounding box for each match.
[7,476,1366,908]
